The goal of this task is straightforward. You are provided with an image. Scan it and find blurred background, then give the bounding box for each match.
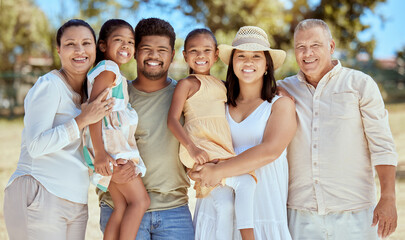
[0,0,404,239]
[0,0,404,117]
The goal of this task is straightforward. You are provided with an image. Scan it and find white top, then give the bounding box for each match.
[7,70,89,204]
[194,96,291,240]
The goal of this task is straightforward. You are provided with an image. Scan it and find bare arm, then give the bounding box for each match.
[372,165,397,238]
[88,71,117,176]
[75,88,114,130]
[191,97,297,186]
[276,85,295,102]
[167,78,209,165]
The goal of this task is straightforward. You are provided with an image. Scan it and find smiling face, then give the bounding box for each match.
[232,50,267,85]
[183,33,218,75]
[135,35,174,81]
[100,27,135,66]
[294,26,335,83]
[57,26,96,76]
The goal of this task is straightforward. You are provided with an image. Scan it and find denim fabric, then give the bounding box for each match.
[99,201,113,233]
[100,202,194,240]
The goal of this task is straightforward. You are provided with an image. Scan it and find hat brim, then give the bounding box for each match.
[218,43,286,70]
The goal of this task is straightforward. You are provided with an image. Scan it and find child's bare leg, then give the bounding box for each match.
[103,182,127,240]
[240,228,255,240]
[115,175,150,240]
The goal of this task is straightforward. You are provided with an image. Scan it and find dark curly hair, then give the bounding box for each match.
[134,18,175,50]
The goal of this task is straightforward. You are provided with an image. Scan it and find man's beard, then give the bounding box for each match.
[140,60,168,80]
[141,68,167,80]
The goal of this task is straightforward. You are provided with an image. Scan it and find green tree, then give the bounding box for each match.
[0,0,51,72]
[0,0,51,117]
[176,0,386,76]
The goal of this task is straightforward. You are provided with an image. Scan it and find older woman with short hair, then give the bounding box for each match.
[4,19,114,240]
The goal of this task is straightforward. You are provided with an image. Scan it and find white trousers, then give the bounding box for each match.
[4,175,88,240]
[210,174,256,240]
[287,207,379,240]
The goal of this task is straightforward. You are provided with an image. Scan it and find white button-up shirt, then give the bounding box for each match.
[278,60,397,215]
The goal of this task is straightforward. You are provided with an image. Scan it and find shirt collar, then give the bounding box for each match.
[297,60,341,84]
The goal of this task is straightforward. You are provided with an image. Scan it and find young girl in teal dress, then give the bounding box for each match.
[83,19,149,240]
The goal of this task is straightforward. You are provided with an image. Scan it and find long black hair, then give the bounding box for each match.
[95,19,134,65]
[226,50,277,107]
[184,28,217,74]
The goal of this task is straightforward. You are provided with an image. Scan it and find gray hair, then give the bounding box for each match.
[294,19,332,41]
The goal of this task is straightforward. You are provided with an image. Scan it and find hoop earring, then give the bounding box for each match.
[264,71,268,75]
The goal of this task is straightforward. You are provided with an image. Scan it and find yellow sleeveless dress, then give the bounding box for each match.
[179,74,247,198]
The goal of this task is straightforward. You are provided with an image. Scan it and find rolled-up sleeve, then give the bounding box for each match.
[24,78,80,159]
[359,75,398,166]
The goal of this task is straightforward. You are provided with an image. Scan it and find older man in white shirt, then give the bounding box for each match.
[278,19,397,239]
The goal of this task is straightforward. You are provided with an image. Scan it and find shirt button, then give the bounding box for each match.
[315,112,319,116]
[314,162,317,166]
[313,144,317,148]
[314,127,317,131]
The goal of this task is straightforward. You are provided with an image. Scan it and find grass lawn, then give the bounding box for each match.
[0,102,404,239]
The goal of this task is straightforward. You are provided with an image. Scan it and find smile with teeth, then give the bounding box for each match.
[73,57,87,62]
[145,61,161,66]
[119,51,129,57]
[196,61,208,65]
[242,69,255,73]
[304,59,317,63]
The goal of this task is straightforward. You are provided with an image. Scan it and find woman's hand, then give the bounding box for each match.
[190,162,222,187]
[75,88,114,130]
[94,151,117,176]
[188,145,210,165]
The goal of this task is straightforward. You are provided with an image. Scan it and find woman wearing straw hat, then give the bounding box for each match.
[192,26,297,239]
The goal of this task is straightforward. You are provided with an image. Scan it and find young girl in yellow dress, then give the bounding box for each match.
[83,19,149,240]
[168,29,256,240]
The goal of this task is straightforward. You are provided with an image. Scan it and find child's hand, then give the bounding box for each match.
[94,151,117,176]
[189,146,209,165]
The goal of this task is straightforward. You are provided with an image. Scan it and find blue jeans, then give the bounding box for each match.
[100,202,195,240]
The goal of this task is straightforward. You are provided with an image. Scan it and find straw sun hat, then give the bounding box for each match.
[218,26,286,69]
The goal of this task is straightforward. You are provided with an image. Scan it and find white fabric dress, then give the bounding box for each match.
[193,96,291,240]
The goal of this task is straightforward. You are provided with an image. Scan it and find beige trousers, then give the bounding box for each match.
[4,175,88,240]
[287,207,379,240]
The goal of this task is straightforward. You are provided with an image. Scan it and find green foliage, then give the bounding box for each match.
[0,0,51,71]
[120,58,137,80]
[178,0,387,74]
[288,0,384,58]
